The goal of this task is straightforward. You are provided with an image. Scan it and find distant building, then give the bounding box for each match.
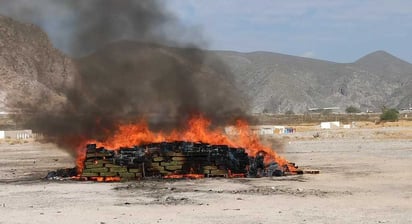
[0,130,32,139]
[225,125,295,136]
[320,121,340,129]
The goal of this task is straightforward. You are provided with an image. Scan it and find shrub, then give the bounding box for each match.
[345,106,361,113]
[380,108,399,122]
[321,109,331,115]
[285,110,295,115]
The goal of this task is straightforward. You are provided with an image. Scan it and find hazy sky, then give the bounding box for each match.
[165,0,412,63]
[1,0,411,63]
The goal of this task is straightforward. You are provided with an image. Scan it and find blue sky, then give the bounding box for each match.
[164,0,412,63]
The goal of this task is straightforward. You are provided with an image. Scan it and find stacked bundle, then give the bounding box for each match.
[80,142,251,181]
[81,146,138,181]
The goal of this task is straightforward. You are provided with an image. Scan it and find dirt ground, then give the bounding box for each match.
[0,126,411,224]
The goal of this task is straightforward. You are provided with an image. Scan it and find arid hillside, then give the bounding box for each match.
[1,15,412,116]
[211,50,412,113]
[0,15,76,112]
[0,16,247,135]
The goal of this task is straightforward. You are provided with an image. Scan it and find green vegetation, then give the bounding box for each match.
[321,109,331,115]
[285,110,295,115]
[380,108,399,122]
[345,106,361,113]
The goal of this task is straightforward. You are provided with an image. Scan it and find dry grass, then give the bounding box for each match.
[0,139,32,145]
[350,120,412,129]
[254,120,412,141]
[293,125,318,132]
[380,120,412,127]
[373,129,412,139]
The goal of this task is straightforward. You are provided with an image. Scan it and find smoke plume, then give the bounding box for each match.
[0,0,249,149]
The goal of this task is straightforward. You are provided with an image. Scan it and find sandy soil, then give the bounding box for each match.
[0,127,411,224]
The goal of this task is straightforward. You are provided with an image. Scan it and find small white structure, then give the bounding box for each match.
[250,125,286,135]
[0,130,32,139]
[225,125,294,136]
[320,121,340,129]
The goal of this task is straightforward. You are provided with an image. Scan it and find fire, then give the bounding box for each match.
[76,145,87,173]
[163,174,205,179]
[228,170,246,178]
[103,176,122,182]
[75,114,296,174]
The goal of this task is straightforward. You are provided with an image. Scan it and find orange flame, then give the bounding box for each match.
[228,170,246,178]
[104,176,122,182]
[76,114,295,174]
[76,144,87,174]
[163,174,205,179]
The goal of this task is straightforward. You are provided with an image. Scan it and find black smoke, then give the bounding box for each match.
[0,0,249,148]
[0,0,186,56]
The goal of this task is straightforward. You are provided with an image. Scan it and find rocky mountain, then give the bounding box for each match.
[1,15,411,115]
[209,50,412,113]
[0,16,246,125]
[0,15,76,112]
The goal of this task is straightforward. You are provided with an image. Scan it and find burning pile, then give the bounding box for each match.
[67,115,304,182]
[7,1,318,183]
[77,141,299,181]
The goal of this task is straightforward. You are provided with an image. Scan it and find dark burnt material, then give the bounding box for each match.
[82,142,253,180]
[79,141,292,180]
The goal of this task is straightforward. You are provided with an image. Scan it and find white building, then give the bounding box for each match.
[0,130,32,139]
[320,121,340,129]
[225,125,294,136]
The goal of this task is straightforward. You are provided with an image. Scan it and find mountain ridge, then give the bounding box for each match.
[1,15,411,115]
[0,15,76,112]
[207,49,412,113]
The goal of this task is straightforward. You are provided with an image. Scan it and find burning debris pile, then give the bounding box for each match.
[75,141,300,182]
[42,115,317,182]
[5,1,318,184]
